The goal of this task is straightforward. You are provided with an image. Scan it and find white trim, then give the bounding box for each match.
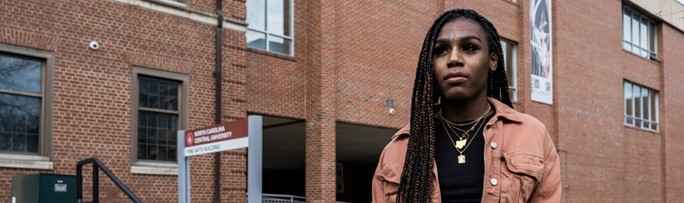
[185,137,248,157]
[511,42,518,102]
[0,154,53,170]
[111,0,246,32]
[131,161,178,175]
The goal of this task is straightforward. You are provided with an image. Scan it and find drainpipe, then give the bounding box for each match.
[213,0,224,202]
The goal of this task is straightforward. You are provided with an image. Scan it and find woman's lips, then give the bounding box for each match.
[444,72,470,83]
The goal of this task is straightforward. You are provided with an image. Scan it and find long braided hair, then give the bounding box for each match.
[397,9,512,203]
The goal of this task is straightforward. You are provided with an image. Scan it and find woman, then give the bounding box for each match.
[372,9,561,203]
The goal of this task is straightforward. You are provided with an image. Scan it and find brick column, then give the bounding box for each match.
[305,0,337,202]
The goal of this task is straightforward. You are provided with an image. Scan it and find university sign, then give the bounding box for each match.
[178,117,259,203]
[184,119,248,157]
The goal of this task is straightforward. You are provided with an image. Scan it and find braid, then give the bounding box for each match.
[397,9,512,203]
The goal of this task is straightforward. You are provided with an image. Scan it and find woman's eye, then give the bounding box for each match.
[462,44,479,53]
[434,44,450,56]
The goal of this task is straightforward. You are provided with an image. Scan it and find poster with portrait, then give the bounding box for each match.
[530,0,553,104]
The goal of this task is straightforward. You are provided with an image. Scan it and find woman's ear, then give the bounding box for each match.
[489,53,498,71]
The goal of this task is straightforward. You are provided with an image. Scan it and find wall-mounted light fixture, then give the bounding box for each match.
[385,98,396,115]
[88,41,101,50]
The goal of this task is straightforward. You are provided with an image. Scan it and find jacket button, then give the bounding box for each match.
[490,178,498,186]
[490,142,498,149]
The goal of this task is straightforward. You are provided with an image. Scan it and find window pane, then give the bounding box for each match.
[650,23,657,55]
[642,88,649,121]
[0,93,41,153]
[501,41,508,67]
[0,53,42,93]
[268,36,291,55]
[267,0,291,37]
[640,20,649,57]
[634,86,641,127]
[632,16,640,53]
[139,76,179,111]
[623,11,631,44]
[651,92,657,123]
[247,30,267,50]
[161,80,179,111]
[651,94,660,130]
[246,0,266,30]
[625,82,633,116]
[138,111,178,162]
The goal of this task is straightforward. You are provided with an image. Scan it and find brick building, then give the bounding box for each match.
[1,0,683,203]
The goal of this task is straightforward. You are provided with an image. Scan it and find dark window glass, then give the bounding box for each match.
[0,53,43,154]
[0,53,42,93]
[0,94,41,153]
[139,76,179,111]
[138,76,180,162]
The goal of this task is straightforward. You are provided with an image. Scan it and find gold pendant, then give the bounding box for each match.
[457,154,466,164]
[455,138,466,149]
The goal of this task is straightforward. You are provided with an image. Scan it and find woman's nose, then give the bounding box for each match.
[447,50,464,68]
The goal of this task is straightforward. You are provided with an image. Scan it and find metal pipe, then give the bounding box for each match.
[93,164,99,203]
[213,0,225,202]
[76,162,83,203]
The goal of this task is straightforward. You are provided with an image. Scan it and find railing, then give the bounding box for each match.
[76,158,143,203]
[262,193,352,203]
[263,193,306,203]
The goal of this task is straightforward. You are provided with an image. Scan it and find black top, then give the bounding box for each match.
[434,112,494,203]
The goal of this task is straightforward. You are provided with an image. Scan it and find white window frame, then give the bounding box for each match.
[500,39,518,103]
[623,80,659,132]
[146,0,187,8]
[622,5,657,60]
[247,0,295,56]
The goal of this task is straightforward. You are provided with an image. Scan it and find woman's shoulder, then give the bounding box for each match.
[381,124,410,158]
[374,124,410,182]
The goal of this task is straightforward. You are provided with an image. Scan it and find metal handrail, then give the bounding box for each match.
[261,193,352,203]
[76,157,143,203]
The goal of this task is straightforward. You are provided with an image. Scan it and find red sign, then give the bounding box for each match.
[183,119,248,156]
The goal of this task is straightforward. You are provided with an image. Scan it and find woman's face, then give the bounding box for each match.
[432,19,497,101]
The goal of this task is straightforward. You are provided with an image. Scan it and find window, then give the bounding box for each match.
[624,81,658,131]
[136,75,184,162]
[0,53,45,154]
[246,0,294,55]
[623,5,657,59]
[500,39,518,102]
[151,0,186,6]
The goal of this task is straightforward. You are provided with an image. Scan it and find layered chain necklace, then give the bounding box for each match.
[438,104,492,164]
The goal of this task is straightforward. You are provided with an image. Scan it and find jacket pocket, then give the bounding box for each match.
[379,166,401,203]
[502,152,544,203]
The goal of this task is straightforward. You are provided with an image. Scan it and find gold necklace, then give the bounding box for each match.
[439,104,492,140]
[439,105,493,164]
[439,104,492,128]
[442,118,486,164]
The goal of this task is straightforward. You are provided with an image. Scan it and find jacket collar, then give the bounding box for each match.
[392,97,522,140]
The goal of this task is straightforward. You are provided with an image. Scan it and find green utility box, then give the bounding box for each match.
[11,174,77,203]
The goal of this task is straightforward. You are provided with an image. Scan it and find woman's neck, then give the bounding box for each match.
[442,94,490,123]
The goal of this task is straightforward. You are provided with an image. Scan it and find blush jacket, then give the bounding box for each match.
[372,97,561,203]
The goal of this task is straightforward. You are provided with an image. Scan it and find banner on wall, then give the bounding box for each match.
[530,0,553,104]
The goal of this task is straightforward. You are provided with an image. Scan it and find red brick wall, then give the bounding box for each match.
[334,0,441,128]
[0,0,247,202]
[662,25,684,203]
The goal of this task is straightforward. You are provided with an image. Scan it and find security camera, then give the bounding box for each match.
[88,41,101,50]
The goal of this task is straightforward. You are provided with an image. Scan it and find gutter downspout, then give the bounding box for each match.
[213,0,224,202]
